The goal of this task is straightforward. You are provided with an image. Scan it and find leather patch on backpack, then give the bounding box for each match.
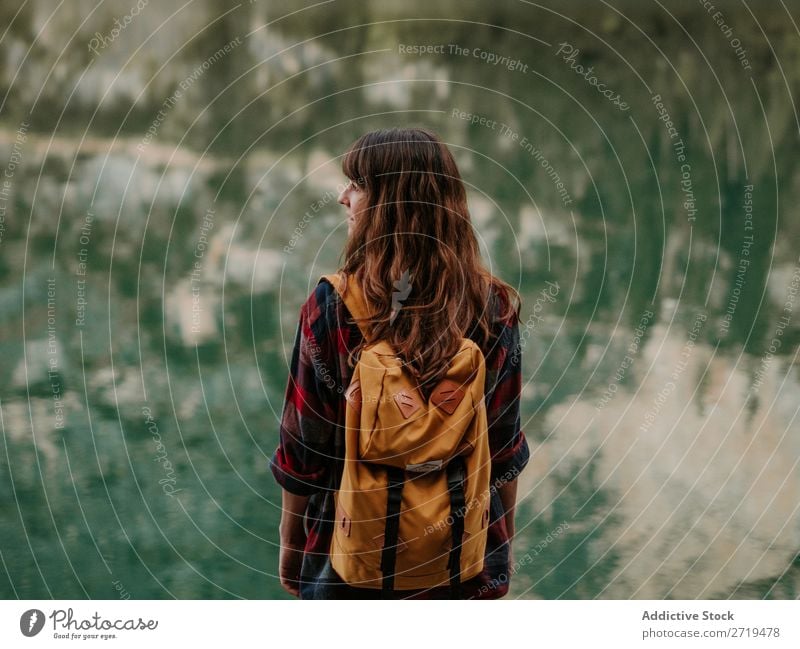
[430,380,466,414]
[336,500,352,537]
[344,380,362,413]
[393,389,421,419]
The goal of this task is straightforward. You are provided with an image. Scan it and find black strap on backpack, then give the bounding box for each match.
[380,466,406,597]
[380,459,468,599]
[446,455,467,599]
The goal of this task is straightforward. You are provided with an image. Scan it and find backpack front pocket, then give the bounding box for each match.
[355,355,476,470]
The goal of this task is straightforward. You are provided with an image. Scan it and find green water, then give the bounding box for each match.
[1,0,799,599]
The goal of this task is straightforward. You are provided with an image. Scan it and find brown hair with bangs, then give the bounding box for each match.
[339,127,520,395]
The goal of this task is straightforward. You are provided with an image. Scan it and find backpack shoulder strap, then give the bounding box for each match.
[321,272,373,342]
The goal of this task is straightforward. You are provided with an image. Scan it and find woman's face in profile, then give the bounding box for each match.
[338,178,366,236]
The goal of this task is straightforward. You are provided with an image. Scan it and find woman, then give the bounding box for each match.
[270,127,530,599]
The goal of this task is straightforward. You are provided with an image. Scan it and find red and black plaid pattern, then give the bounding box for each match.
[270,277,530,599]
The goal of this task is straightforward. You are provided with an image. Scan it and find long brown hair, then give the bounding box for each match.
[339,127,520,394]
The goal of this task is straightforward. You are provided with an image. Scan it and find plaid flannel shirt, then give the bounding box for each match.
[270,277,530,599]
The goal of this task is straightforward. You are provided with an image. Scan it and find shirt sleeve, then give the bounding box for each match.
[269,285,339,496]
[484,289,530,484]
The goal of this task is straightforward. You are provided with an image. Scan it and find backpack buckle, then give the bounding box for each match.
[405,459,444,473]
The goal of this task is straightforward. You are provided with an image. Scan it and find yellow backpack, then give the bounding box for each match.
[322,272,491,597]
